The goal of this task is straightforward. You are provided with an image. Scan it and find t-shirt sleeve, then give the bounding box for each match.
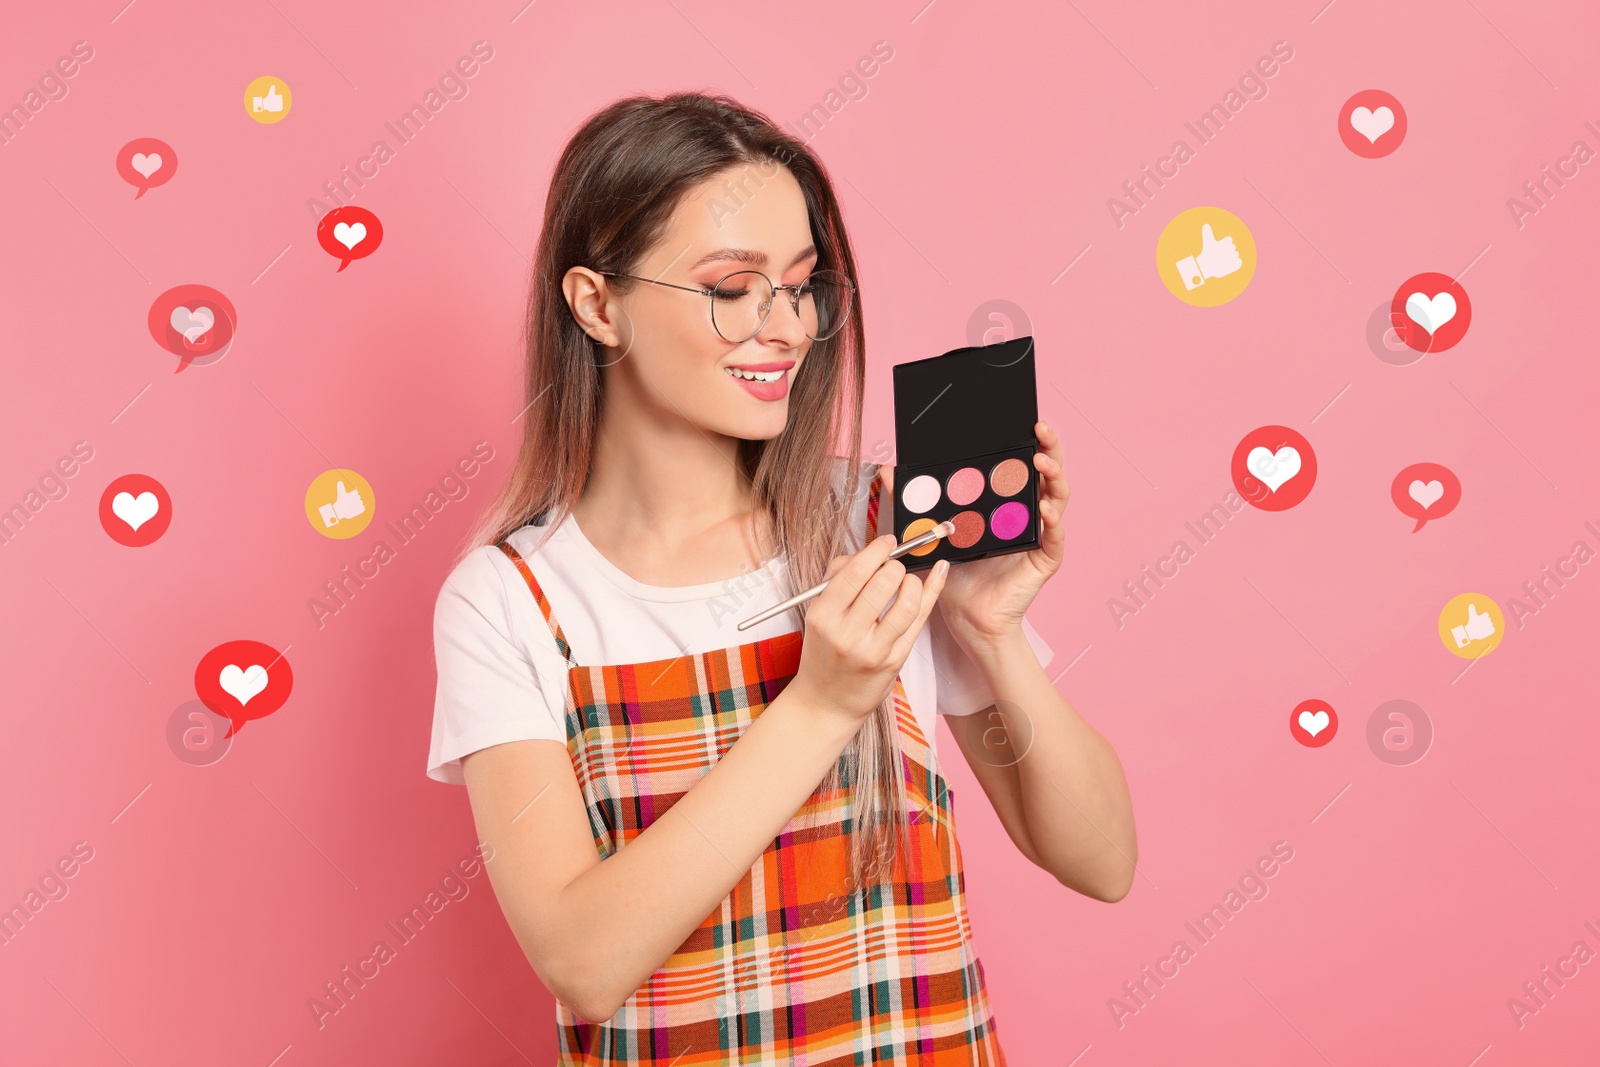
[426,546,568,785]
[929,607,1055,717]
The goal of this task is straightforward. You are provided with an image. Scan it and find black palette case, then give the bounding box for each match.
[890,335,1040,571]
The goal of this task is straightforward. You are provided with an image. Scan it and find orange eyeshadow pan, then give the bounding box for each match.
[901,517,941,555]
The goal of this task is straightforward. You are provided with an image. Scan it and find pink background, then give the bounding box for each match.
[3,0,1597,1063]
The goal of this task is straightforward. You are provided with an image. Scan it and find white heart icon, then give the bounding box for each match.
[111,491,159,531]
[219,664,269,706]
[169,305,215,343]
[333,222,367,250]
[1298,710,1330,737]
[1405,292,1456,335]
[1247,445,1302,492]
[1350,106,1395,144]
[1409,480,1444,508]
[131,152,163,178]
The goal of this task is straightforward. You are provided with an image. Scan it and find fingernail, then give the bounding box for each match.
[935,559,949,576]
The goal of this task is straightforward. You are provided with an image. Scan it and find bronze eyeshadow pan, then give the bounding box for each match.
[948,509,985,548]
[890,336,1041,570]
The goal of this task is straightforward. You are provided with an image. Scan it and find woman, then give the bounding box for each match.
[428,91,1136,1064]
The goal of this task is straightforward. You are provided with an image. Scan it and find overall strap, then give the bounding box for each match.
[863,463,885,545]
[496,541,579,669]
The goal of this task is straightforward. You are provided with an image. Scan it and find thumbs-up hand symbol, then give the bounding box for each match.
[1175,223,1244,291]
[1451,603,1497,648]
[317,481,366,527]
[253,84,284,113]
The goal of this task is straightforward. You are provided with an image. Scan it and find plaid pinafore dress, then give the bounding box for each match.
[496,472,1007,1065]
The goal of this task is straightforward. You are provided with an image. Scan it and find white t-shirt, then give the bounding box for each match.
[426,457,1055,785]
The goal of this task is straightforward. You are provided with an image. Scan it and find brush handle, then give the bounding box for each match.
[734,521,954,632]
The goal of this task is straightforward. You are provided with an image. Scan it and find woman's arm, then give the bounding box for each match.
[890,419,1139,902]
[462,683,861,1022]
[462,533,947,1023]
[943,646,1137,902]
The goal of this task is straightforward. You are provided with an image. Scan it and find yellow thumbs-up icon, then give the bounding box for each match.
[305,469,375,539]
[244,76,293,124]
[1438,593,1505,659]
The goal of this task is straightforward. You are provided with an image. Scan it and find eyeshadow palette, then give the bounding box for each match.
[890,335,1040,571]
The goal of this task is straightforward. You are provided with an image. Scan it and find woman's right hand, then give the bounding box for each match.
[788,534,949,726]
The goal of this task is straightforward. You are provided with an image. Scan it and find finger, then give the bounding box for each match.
[1034,454,1070,512]
[1037,495,1065,568]
[1032,437,1065,486]
[886,561,948,663]
[809,556,850,617]
[1201,223,1216,243]
[1035,419,1065,468]
[806,559,857,617]
[816,536,896,615]
[842,554,909,634]
[1032,430,1070,510]
[873,566,928,643]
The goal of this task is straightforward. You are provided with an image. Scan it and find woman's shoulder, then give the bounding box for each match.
[434,542,511,631]
[435,523,556,617]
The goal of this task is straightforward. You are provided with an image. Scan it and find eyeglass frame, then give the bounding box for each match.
[591,267,857,343]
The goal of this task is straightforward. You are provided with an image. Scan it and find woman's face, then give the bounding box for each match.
[591,162,823,442]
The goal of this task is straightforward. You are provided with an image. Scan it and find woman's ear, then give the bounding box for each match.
[562,266,618,345]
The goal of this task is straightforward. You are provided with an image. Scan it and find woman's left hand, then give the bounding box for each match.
[934,419,1068,652]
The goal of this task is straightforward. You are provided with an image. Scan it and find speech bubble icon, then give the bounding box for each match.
[194,640,293,738]
[148,284,237,372]
[316,206,383,272]
[1391,462,1461,531]
[116,138,177,199]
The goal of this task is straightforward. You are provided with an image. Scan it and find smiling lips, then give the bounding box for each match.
[724,361,794,401]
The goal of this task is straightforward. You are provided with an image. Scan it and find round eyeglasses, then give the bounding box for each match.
[595,268,856,343]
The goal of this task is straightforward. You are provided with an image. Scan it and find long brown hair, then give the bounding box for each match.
[460,91,911,893]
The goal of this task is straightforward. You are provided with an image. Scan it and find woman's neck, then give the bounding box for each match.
[571,386,773,587]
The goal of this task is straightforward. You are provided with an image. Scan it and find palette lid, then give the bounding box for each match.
[892,336,1038,467]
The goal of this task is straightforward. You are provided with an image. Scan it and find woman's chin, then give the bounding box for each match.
[710,409,789,443]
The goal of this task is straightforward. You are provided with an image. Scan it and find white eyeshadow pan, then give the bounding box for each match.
[901,474,941,514]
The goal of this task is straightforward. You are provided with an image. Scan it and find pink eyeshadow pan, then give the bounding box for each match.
[990,501,1030,541]
[946,467,984,506]
[901,474,941,513]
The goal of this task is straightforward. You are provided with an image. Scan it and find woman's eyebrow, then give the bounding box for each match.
[689,244,818,271]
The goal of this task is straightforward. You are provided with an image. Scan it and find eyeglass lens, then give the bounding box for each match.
[711,270,852,343]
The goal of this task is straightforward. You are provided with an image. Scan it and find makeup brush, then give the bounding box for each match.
[735,520,955,632]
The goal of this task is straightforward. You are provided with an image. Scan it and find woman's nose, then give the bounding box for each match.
[755,289,808,344]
